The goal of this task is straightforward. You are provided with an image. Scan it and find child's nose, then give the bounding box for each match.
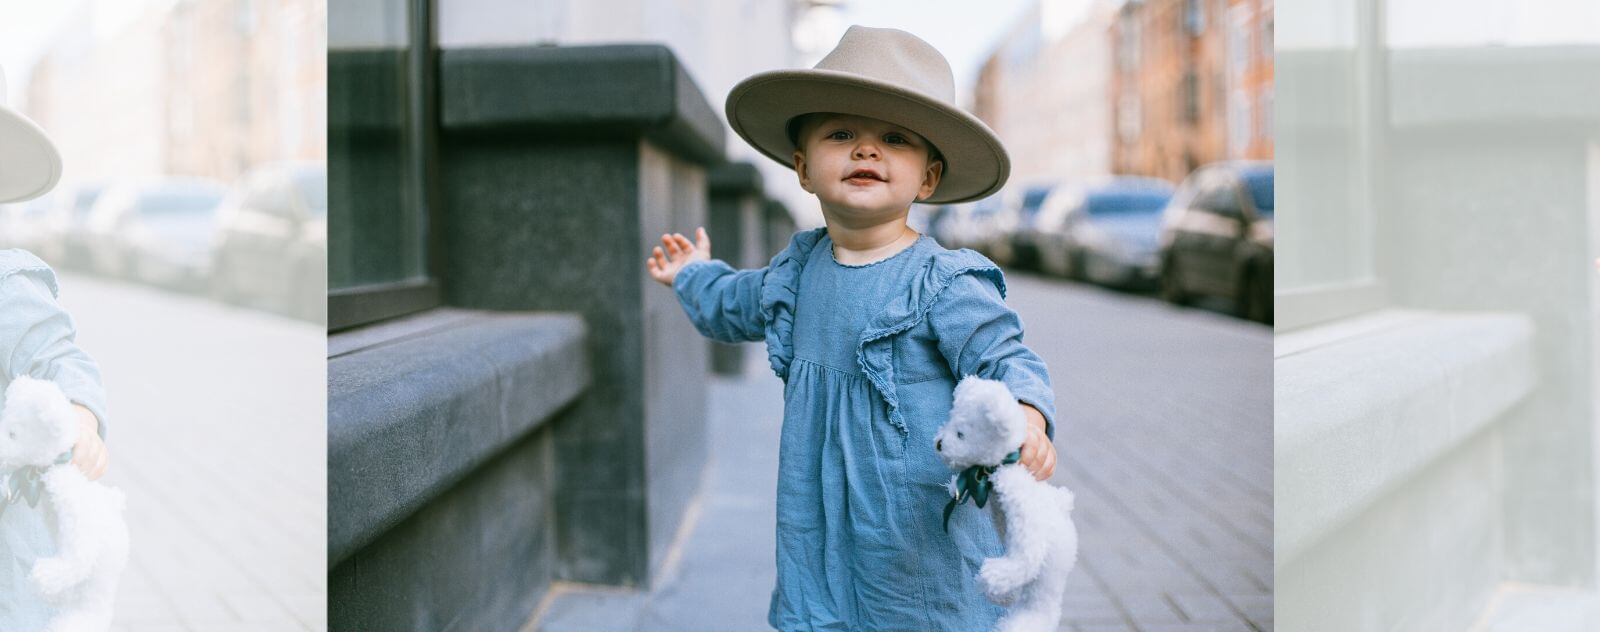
[853,143,879,159]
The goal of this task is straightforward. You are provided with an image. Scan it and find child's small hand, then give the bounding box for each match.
[1018,404,1055,481]
[70,405,108,481]
[646,227,712,287]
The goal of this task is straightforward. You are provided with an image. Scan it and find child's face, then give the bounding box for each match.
[791,113,943,224]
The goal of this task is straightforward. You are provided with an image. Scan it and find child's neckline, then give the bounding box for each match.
[826,232,927,269]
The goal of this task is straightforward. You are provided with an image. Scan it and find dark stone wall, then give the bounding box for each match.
[705,162,766,375]
[329,417,559,631]
[436,45,720,588]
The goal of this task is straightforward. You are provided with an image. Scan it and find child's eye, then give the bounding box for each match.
[827,130,852,141]
[885,134,908,145]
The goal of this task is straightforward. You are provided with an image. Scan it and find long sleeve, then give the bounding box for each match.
[0,271,109,438]
[928,272,1057,441]
[671,259,769,344]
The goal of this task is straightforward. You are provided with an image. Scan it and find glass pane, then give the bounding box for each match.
[328,0,425,289]
[1276,0,1376,288]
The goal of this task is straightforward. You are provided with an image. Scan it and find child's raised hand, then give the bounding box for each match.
[71,404,108,481]
[646,227,712,287]
[1018,404,1056,481]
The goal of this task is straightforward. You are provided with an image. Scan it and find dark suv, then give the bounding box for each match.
[1156,161,1274,323]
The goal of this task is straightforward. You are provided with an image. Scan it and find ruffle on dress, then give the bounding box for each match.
[755,230,1010,437]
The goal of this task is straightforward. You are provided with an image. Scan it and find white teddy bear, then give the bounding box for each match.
[0,377,128,632]
[935,376,1078,632]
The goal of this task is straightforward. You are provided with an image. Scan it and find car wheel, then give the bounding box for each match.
[1068,250,1088,282]
[1160,254,1189,306]
[1237,264,1271,324]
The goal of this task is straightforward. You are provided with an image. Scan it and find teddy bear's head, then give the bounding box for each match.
[934,376,1027,470]
[0,377,79,469]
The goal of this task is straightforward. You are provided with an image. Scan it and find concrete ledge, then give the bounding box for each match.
[707,162,764,195]
[439,44,726,165]
[328,308,589,565]
[1275,308,1537,564]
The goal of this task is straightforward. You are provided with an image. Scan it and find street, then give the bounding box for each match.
[51,274,326,631]
[536,272,1273,631]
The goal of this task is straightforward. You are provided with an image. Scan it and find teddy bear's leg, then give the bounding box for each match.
[993,557,1072,632]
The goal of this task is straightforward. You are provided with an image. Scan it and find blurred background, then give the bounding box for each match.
[326,1,1272,630]
[0,0,328,324]
[1,0,326,630]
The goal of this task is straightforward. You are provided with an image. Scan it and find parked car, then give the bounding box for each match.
[35,183,106,268]
[1035,177,1174,288]
[0,195,54,253]
[83,178,228,280]
[1156,161,1274,323]
[937,194,1006,254]
[993,184,1053,268]
[211,162,327,323]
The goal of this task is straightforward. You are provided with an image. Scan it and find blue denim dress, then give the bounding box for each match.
[0,249,110,628]
[674,229,1056,631]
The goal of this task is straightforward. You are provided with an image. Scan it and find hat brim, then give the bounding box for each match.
[0,105,62,204]
[726,69,1009,205]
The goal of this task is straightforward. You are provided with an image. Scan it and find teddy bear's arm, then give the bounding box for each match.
[33,470,99,596]
[987,465,1053,584]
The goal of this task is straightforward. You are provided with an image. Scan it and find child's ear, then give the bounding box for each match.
[792,150,813,192]
[916,158,944,201]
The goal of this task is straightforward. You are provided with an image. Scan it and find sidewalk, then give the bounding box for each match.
[533,274,1272,631]
[55,275,327,631]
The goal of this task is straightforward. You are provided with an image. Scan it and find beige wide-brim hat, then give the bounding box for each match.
[726,25,1009,205]
[0,66,63,204]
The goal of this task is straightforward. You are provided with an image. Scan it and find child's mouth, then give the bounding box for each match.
[845,171,885,185]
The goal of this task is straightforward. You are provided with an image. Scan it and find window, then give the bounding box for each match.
[1183,69,1200,124]
[327,0,440,330]
[1275,0,1384,329]
[1117,9,1142,72]
[1185,0,1206,35]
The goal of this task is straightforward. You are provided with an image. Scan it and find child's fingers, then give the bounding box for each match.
[673,233,695,253]
[652,246,667,267]
[662,234,682,258]
[696,226,710,250]
[1040,444,1056,480]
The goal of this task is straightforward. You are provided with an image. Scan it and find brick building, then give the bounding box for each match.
[1109,0,1272,182]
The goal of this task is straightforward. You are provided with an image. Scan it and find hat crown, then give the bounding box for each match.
[814,26,955,107]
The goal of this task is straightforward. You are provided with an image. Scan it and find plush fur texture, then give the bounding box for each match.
[935,376,1078,632]
[0,377,128,632]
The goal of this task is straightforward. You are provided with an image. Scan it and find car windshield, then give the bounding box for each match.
[73,189,104,216]
[295,169,328,217]
[1084,190,1171,216]
[1242,168,1273,215]
[139,188,224,216]
[1020,187,1052,218]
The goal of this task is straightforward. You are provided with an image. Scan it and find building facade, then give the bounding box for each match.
[973,0,1119,188]
[1108,0,1272,182]
[25,0,326,185]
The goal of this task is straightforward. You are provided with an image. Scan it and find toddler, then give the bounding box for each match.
[1,70,114,626]
[646,26,1059,630]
